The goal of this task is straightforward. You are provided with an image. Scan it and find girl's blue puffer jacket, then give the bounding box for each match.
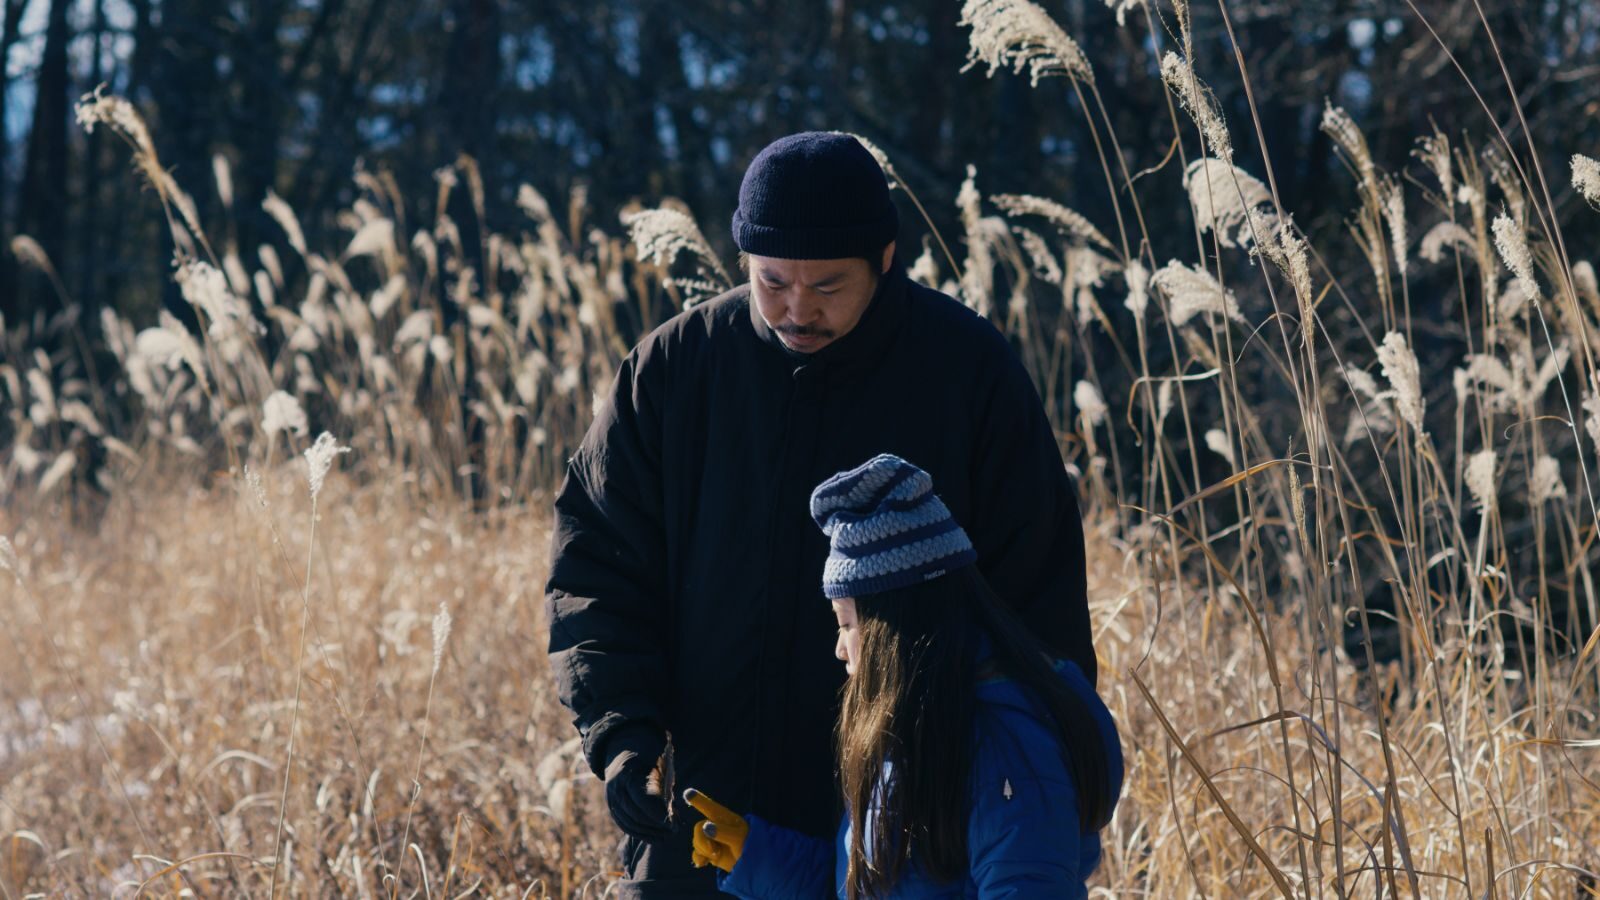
[715,655,1123,899]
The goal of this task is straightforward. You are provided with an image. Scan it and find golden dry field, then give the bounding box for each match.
[6,0,1600,895]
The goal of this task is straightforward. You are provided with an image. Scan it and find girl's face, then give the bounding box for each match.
[832,597,861,676]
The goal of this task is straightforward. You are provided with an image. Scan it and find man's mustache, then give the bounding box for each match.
[777,324,835,338]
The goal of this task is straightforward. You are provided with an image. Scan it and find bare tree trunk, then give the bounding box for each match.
[14,0,74,323]
[0,0,30,320]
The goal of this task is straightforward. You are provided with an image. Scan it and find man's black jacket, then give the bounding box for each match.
[544,265,1093,897]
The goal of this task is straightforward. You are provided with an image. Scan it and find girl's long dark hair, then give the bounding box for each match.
[836,566,1114,900]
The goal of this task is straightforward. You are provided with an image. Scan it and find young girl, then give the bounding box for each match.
[685,454,1122,899]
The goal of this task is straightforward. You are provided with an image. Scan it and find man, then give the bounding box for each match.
[545,132,1094,897]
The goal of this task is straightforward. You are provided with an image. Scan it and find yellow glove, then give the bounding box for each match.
[684,788,748,873]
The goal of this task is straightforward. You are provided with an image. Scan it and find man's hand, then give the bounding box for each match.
[684,788,749,873]
[601,725,672,840]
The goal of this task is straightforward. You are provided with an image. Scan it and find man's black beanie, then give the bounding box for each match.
[731,132,899,260]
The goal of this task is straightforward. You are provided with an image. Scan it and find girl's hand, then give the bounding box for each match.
[683,788,748,873]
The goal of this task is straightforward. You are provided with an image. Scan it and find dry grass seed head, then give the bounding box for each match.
[1419,222,1475,264]
[1377,331,1425,432]
[1161,54,1232,162]
[1529,455,1566,505]
[991,193,1115,252]
[1491,213,1542,303]
[1572,154,1600,209]
[432,602,452,677]
[1320,103,1378,197]
[959,0,1095,87]
[1150,260,1244,326]
[1466,449,1498,511]
[1184,159,1277,250]
[1075,380,1108,428]
[1414,131,1454,202]
[304,432,351,503]
[262,391,309,438]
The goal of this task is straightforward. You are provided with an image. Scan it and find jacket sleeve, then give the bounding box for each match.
[969,339,1096,685]
[967,732,1091,900]
[545,341,672,777]
[717,815,836,900]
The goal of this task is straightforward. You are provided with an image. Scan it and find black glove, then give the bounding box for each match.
[602,724,672,841]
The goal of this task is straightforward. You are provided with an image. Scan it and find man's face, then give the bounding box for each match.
[749,243,894,354]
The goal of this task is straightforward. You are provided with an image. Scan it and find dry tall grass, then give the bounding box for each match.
[5,0,1600,895]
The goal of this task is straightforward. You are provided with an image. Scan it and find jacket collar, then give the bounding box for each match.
[748,262,910,373]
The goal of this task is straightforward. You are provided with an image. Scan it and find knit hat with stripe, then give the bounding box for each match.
[809,454,977,600]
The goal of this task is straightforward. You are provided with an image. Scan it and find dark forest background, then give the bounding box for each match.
[1,0,1597,341]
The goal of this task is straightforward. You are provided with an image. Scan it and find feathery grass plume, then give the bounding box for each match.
[134,312,209,391]
[1414,131,1454,202]
[1150,260,1244,326]
[1484,143,1526,226]
[0,535,16,580]
[39,451,76,495]
[1320,103,1378,198]
[1160,53,1232,162]
[1344,360,1382,398]
[1123,260,1149,320]
[1257,224,1313,344]
[1573,154,1600,209]
[1573,260,1600,317]
[213,153,234,209]
[262,390,309,438]
[1074,380,1108,427]
[11,235,58,278]
[1102,0,1146,26]
[1288,463,1309,548]
[304,432,350,503]
[1530,455,1566,505]
[1183,159,1274,249]
[517,183,554,224]
[26,368,56,426]
[432,602,452,677]
[959,0,1094,87]
[344,218,396,261]
[1419,222,1475,264]
[956,166,995,317]
[74,84,154,157]
[259,243,284,288]
[60,401,103,436]
[177,260,262,339]
[1204,428,1235,466]
[1457,353,1519,412]
[908,241,940,287]
[1065,245,1117,328]
[1377,331,1425,432]
[1491,213,1543,303]
[253,270,276,308]
[1013,227,1062,285]
[262,190,308,258]
[1497,277,1532,320]
[1381,178,1408,272]
[990,194,1115,252]
[1585,373,1600,448]
[1466,449,1497,511]
[1156,379,1174,424]
[243,465,269,509]
[620,206,732,307]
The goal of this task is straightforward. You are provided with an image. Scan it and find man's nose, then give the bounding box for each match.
[786,291,822,325]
